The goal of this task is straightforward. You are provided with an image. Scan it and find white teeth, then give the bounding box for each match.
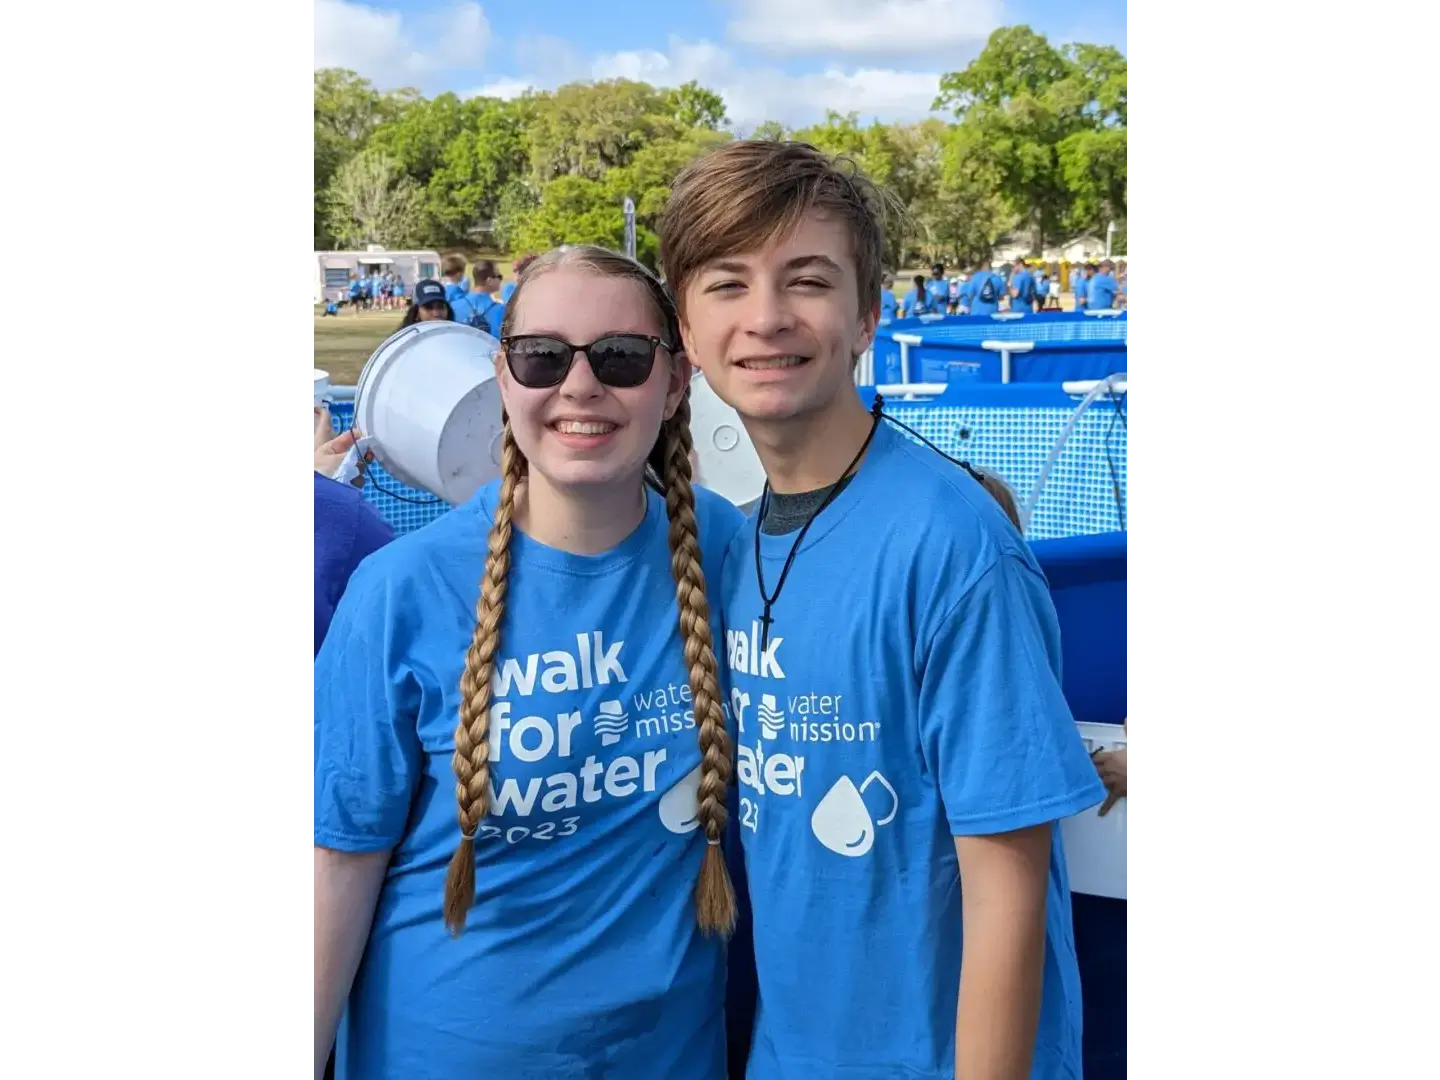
[555,420,617,435]
[740,356,806,370]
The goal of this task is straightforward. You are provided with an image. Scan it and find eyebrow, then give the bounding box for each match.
[705,254,846,276]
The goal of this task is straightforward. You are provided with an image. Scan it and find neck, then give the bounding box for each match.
[746,391,877,495]
[514,471,648,555]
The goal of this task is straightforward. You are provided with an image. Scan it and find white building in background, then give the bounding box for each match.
[992,233,1115,265]
[1049,234,1110,263]
[313,244,442,304]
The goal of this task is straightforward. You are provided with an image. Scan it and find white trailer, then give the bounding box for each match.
[314,244,442,304]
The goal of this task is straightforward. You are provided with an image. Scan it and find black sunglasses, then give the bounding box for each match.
[501,333,674,389]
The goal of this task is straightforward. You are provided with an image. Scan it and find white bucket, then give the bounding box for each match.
[314,369,331,406]
[354,321,505,505]
[1059,721,1127,899]
[687,372,765,507]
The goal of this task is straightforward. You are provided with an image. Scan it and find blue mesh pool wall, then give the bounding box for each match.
[327,382,1127,541]
[873,311,1127,386]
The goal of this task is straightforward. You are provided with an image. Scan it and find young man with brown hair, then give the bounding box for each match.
[660,141,1104,1080]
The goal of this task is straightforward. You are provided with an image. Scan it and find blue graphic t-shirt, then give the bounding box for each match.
[316,481,746,1080]
[720,421,1105,1080]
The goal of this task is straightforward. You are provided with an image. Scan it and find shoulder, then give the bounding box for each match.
[864,426,1036,596]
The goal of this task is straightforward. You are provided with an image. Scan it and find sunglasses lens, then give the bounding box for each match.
[507,337,573,387]
[588,336,656,388]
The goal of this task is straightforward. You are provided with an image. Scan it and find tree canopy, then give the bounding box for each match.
[314,25,1126,266]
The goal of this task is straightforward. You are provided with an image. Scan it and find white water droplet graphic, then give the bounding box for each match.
[659,763,703,834]
[810,776,875,857]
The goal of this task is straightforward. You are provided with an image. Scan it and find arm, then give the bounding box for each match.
[953,826,1051,1080]
[314,564,423,1077]
[916,555,1106,1078]
[315,847,390,1079]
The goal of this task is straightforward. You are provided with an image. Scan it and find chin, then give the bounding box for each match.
[732,383,830,424]
[533,454,647,492]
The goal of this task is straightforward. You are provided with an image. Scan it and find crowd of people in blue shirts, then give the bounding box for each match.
[879,258,1126,322]
[321,253,539,332]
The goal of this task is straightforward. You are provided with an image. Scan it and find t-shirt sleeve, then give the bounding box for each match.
[917,554,1105,835]
[314,568,423,852]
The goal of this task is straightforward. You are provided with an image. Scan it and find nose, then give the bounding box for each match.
[742,281,796,338]
[559,348,605,400]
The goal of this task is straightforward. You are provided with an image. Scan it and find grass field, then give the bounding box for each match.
[314,310,409,384]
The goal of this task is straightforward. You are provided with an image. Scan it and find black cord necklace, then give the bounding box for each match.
[753,397,884,652]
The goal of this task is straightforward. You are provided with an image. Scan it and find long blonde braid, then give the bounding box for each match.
[659,393,737,936]
[442,425,524,935]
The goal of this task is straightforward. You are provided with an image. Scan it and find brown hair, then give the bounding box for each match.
[441,253,467,278]
[442,245,736,937]
[659,140,897,320]
[974,469,1023,532]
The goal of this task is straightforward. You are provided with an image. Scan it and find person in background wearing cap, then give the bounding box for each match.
[398,279,453,329]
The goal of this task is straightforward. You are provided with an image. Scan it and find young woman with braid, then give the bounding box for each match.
[315,245,744,1080]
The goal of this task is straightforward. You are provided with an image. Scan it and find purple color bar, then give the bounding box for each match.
[1134,541,1440,720]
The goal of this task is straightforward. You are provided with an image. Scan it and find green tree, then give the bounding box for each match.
[749,120,790,141]
[366,93,528,244]
[605,129,732,234]
[510,175,637,257]
[323,149,427,249]
[933,26,1126,250]
[523,80,688,182]
[313,68,414,245]
[664,81,728,130]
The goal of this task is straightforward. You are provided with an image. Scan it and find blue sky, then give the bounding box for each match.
[315,0,1127,129]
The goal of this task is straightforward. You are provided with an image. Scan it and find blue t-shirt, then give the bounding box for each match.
[1036,277,1051,299]
[879,289,898,321]
[1011,268,1036,307]
[1073,275,1088,307]
[316,481,745,1080]
[468,292,505,337]
[905,287,929,316]
[501,280,518,302]
[964,270,1005,315]
[444,281,475,324]
[926,278,950,312]
[720,420,1104,1080]
[314,471,393,656]
[1087,272,1118,310]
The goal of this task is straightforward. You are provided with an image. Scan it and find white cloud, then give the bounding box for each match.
[590,38,944,127]
[313,0,491,82]
[725,0,1003,58]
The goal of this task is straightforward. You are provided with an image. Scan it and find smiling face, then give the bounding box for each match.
[496,265,688,494]
[677,211,877,426]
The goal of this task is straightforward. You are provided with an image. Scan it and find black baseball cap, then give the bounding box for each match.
[414,279,446,305]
